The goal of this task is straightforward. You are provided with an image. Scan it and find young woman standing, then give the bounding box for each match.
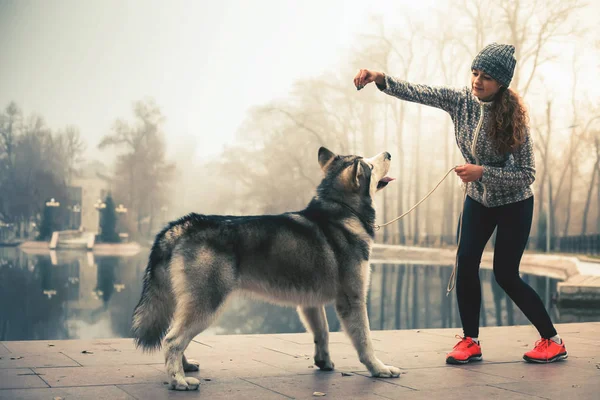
[354,43,567,364]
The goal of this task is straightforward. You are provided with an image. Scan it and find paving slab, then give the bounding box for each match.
[150,358,291,380]
[0,352,80,369]
[0,384,134,400]
[356,365,515,391]
[32,364,165,387]
[492,379,600,400]
[0,369,48,390]
[245,372,415,400]
[377,384,541,400]
[60,348,164,367]
[2,340,120,354]
[451,358,596,381]
[118,379,291,400]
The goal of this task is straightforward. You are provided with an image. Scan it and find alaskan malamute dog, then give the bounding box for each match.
[132,147,399,390]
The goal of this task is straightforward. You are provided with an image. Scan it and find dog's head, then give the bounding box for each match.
[316,147,394,199]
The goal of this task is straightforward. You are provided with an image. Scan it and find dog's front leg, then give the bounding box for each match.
[335,294,401,378]
[298,306,334,370]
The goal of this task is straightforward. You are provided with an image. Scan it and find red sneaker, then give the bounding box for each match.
[446,336,482,364]
[523,338,568,363]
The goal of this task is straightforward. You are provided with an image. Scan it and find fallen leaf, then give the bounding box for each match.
[81,350,93,354]
[308,365,314,368]
[203,378,212,381]
[10,356,24,360]
[596,364,600,370]
[313,392,326,397]
[48,344,55,347]
[341,372,352,377]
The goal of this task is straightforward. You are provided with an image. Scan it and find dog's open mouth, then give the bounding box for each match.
[377,176,395,190]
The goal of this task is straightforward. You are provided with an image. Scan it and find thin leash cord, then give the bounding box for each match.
[373,165,467,297]
[375,165,460,230]
[446,186,467,296]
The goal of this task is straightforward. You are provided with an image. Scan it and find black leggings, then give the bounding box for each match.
[456,195,557,339]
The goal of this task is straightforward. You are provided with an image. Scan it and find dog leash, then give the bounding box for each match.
[447,188,467,296]
[374,165,467,297]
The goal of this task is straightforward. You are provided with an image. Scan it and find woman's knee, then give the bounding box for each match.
[493,268,521,290]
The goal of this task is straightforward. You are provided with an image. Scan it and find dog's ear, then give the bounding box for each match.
[342,158,363,190]
[318,147,336,171]
[351,158,363,189]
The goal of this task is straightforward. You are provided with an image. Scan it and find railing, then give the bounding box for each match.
[379,233,600,255]
[528,234,600,255]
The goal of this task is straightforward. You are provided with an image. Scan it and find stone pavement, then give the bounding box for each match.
[1,322,599,399]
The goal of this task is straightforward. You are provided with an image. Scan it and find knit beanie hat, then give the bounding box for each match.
[471,43,517,88]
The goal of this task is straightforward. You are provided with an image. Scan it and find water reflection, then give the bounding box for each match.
[0,248,598,340]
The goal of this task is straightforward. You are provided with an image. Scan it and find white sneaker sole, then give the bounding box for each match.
[446,355,483,365]
[523,352,568,363]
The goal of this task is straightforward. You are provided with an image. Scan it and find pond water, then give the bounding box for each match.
[0,247,597,341]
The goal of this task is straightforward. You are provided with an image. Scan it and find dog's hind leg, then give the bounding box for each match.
[163,303,206,391]
[182,354,199,372]
[335,291,401,378]
[298,306,334,371]
[164,253,234,391]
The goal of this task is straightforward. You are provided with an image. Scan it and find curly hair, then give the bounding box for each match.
[488,87,529,154]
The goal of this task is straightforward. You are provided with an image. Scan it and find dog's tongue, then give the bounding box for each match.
[377,176,395,190]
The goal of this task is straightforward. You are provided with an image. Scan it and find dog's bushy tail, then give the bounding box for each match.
[131,226,177,352]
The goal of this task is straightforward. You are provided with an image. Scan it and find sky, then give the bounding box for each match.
[0,0,438,162]
[0,0,598,164]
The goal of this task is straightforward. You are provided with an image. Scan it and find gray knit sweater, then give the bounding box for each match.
[377,75,535,208]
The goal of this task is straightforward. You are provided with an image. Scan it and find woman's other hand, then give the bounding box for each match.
[455,164,483,183]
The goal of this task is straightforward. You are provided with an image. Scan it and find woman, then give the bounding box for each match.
[354,43,567,364]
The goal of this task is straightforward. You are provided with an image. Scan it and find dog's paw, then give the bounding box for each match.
[169,377,201,391]
[371,365,401,378]
[184,377,201,389]
[183,358,200,372]
[315,358,335,371]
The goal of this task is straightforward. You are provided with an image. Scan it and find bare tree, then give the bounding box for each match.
[532,100,554,247]
[499,0,584,96]
[99,99,175,237]
[561,55,580,237]
[56,125,86,184]
[0,102,22,222]
[450,0,498,56]
[357,15,423,244]
[581,129,600,235]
